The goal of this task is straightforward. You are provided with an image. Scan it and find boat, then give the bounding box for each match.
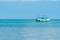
[36,17,50,22]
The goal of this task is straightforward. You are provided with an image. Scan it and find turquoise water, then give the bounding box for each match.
[0,19,60,27]
[0,19,60,40]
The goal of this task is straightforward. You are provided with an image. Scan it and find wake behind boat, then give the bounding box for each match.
[36,17,50,22]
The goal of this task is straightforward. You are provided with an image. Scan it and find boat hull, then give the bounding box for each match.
[36,19,50,22]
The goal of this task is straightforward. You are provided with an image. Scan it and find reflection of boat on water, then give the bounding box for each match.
[36,17,50,22]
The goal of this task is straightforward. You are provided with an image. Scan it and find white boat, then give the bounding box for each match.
[36,17,50,22]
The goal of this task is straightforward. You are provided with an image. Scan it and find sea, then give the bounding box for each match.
[0,19,60,40]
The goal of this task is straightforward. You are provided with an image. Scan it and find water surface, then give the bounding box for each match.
[0,19,60,40]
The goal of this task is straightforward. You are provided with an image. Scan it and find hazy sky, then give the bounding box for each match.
[0,0,59,1]
[0,0,60,19]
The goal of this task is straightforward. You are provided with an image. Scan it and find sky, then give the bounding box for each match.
[0,0,60,19]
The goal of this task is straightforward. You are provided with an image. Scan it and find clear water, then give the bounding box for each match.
[0,19,60,40]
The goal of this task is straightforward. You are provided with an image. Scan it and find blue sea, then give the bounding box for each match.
[0,19,60,40]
